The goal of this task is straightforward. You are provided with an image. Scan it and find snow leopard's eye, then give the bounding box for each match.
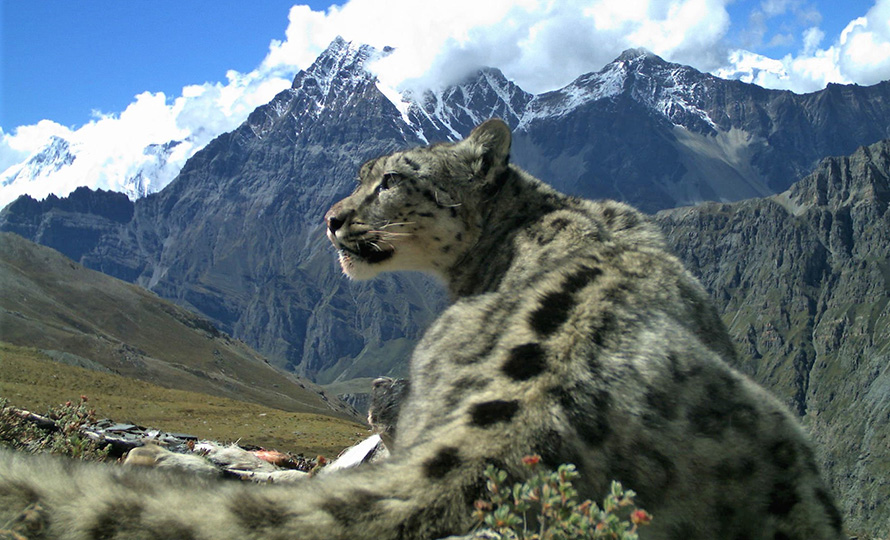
[378,172,403,192]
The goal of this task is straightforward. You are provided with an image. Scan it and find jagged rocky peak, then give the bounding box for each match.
[600,48,711,100]
[248,37,390,138]
[0,186,135,229]
[521,47,716,133]
[472,67,535,127]
[403,67,533,141]
[781,139,890,213]
[294,36,379,95]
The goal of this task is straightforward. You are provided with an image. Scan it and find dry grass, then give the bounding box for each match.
[0,342,367,458]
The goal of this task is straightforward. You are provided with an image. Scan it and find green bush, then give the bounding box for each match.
[474,455,652,540]
[0,396,110,461]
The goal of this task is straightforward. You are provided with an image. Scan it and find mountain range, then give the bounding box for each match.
[1,38,889,534]
[4,38,890,382]
[6,39,890,383]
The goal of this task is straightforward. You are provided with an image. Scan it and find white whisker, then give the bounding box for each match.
[370,230,413,237]
[379,221,415,229]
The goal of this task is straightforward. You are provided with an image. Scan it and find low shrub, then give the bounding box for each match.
[0,396,110,461]
[474,454,652,540]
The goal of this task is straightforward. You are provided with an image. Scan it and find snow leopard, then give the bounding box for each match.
[368,377,409,448]
[0,119,844,539]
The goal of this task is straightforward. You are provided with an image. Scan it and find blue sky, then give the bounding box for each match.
[1,1,328,129]
[1,0,884,130]
[724,0,875,52]
[1,0,888,207]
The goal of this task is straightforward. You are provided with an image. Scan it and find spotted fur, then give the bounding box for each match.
[0,119,843,539]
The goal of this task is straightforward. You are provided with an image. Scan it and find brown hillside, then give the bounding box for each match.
[0,232,360,424]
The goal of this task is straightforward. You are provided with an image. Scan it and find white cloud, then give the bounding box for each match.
[3,0,889,208]
[714,49,789,83]
[1,121,73,158]
[0,55,292,208]
[264,0,733,95]
[719,0,890,93]
[760,0,794,17]
[837,0,890,85]
[802,26,824,54]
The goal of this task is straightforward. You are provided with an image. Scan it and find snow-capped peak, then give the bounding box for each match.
[520,48,717,132]
[0,134,195,209]
[394,67,532,143]
[616,47,658,63]
[1,136,77,189]
[258,36,392,138]
[297,37,378,99]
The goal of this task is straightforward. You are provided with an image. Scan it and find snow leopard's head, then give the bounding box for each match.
[324,119,512,281]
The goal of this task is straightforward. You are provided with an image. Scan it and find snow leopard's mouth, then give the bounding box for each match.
[340,241,394,264]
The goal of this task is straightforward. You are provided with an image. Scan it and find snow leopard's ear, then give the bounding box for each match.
[462,118,511,180]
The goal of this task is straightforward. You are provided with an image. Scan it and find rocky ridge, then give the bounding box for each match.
[656,139,890,535]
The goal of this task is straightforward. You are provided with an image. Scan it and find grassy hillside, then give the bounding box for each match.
[0,343,366,456]
[0,232,359,423]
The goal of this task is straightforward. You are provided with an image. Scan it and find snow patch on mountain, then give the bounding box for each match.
[630,65,718,132]
[518,64,626,128]
[398,67,532,143]
[518,48,717,132]
[376,81,413,125]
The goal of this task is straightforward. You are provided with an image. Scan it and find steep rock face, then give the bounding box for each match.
[656,140,890,535]
[115,38,444,381]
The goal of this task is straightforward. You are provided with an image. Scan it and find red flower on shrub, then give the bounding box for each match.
[631,509,652,525]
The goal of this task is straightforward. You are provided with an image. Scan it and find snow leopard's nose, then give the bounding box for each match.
[327,214,345,233]
[324,205,346,233]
